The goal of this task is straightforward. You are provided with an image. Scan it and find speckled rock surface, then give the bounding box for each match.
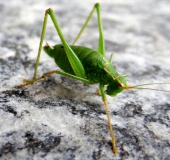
[0,0,170,159]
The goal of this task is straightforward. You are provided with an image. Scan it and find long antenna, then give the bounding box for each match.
[131,82,170,88]
[123,82,170,93]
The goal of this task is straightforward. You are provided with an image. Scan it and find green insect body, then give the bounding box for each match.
[16,3,128,154]
[44,44,127,96]
[17,3,169,155]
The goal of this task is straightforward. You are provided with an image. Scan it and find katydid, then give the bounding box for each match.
[17,3,170,154]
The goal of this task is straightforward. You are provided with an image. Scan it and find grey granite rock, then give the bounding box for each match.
[0,0,170,159]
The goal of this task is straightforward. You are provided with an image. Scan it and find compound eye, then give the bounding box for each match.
[118,83,123,88]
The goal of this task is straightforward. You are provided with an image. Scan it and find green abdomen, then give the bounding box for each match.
[53,44,119,84]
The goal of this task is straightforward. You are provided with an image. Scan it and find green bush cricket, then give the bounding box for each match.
[17,3,170,154]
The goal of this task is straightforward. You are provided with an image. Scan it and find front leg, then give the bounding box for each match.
[99,84,118,154]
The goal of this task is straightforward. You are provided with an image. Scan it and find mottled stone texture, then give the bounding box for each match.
[0,0,170,159]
